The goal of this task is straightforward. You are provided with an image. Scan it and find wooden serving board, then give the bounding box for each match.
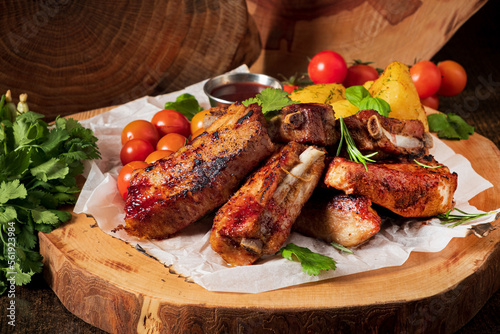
[39,108,500,333]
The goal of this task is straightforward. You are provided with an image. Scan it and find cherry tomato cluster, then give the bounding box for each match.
[306,50,467,111]
[307,51,379,88]
[117,108,208,199]
[410,60,467,110]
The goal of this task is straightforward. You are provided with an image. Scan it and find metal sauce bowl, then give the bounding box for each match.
[203,72,282,107]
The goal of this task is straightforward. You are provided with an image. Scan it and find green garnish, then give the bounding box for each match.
[243,88,298,119]
[0,95,100,294]
[0,91,18,122]
[437,208,499,227]
[427,113,474,140]
[331,242,354,254]
[337,117,377,170]
[278,243,336,276]
[414,159,442,169]
[345,85,391,117]
[278,72,312,88]
[164,93,203,121]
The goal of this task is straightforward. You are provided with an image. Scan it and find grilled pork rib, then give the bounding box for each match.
[210,142,326,266]
[294,191,381,247]
[120,103,274,239]
[324,156,458,217]
[342,109,433,159]
[268,103,338,147]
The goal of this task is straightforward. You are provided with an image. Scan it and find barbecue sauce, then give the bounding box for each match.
[210,82,269,103]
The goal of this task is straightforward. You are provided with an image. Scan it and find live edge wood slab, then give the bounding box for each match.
[38,107,500,334]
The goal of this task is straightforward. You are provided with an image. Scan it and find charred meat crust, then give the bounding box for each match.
[120,105,274,239]
[323,156,458,217]
[210,142,326,266]
[294,191,381,247]
[342,109,433,159]
[268,103,338,147]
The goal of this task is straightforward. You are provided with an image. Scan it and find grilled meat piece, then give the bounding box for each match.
[210,142,326,266]
[268,103,338,147]
[342,109,433,159]
[202,106,227,130]
[323,156,458,217]
[294,191,381,247]
[198,102,265,135]
[120,104,275,239]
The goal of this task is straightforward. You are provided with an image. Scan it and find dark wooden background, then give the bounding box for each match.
[0,0,499,333]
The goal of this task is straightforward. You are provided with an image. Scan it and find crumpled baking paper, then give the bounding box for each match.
[73,65,497,293]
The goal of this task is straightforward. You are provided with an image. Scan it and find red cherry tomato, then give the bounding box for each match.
[190,110,210,135]
[145,150,173,164]
[343,64,379,87]
[410,60,442,99]
[121,120,159,147]
[420,94,439,110]
[117,161,149,200]
[283,84,299,93]
[156,133,188,152]
[120,138,155,165]
[437,60,467,96]
[151,109,191,138]
[308,50,348,84]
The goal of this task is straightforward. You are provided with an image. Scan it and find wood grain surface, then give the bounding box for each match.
[247,0,488,79]
[0,0,260,121]
[36,103,500,333]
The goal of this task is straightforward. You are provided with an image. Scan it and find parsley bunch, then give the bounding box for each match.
[0,94,100,294]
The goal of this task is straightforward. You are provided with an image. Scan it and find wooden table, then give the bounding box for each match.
[1,1,499,333]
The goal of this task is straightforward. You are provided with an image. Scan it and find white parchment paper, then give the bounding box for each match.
[73,65,497,293]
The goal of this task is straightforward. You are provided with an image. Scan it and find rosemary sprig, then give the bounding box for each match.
[437,208,499,227]
[331,242,354,254]
[337,117,377,170]
[414,159,442,169]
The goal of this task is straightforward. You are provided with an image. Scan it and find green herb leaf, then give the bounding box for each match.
[164,93,203,121]
[345,85,371,107]
[337,117,377,170]
[278,243,336,276]
[31,209,60,226]
[359,97,391,117]
[3,263,33,286]
[0,180,27,204]
[30,158,69,182]
[345,86,391,116]
[437,208,499,227]
[0,206,17,226]
[447,113,474,139]
[331,242,354,254]
[0,95,100,294]
[16,222,37,249]
[427,113,474,140]
[242,88,298,119]
[16,247,43,274]
[413,159,442,169]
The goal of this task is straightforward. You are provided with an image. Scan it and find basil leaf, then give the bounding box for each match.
[164,93,203,121]
[359,97,391,117]
[345,86,371,107]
